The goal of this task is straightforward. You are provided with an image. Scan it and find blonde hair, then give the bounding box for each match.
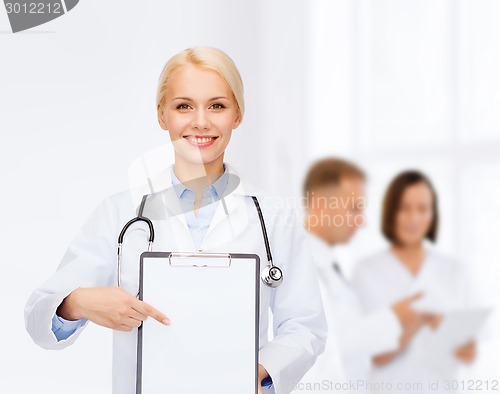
[156,47,245,121]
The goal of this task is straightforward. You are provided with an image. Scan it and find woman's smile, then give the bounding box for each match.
[183,135,219,148]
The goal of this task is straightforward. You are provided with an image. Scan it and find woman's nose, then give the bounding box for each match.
[191,110,211,130]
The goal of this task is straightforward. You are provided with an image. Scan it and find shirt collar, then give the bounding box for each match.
[305,230,343,270]
[170,162,229,200]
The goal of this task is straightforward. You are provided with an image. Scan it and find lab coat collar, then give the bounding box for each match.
[222,162,262,197]
[143,161,262,198]
[170,162,230,200]
[197,162,263,249]
[305,231,347,277]
[306,231,336,266]
[135,161,262,251]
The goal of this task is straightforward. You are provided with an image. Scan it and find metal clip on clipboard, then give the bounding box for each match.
[167,252,232,267]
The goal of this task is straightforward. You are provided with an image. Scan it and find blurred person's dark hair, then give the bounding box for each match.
[382,170,439,243]
[303,157,366,199]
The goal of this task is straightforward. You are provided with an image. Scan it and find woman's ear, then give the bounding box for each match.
[233,108,242,129]
[157,104,168,131]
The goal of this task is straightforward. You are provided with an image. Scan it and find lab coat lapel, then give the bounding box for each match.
[199,193,242,250]
[146,164,196,251]
[200,163,262,250]
[163,188,196,251]
[203,193,236,238]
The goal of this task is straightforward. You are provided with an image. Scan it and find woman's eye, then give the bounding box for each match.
[210,103,225,109]
[176,104,190,110]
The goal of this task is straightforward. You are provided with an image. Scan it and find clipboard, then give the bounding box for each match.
[136,251,260,394]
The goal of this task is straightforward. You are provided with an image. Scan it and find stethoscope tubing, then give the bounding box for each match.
[116,194,282,288]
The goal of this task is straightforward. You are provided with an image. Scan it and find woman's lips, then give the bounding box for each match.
[183,135,219,148]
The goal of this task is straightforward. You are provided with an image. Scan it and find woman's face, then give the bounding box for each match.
[394,182,434,247]
[157,64,241,166]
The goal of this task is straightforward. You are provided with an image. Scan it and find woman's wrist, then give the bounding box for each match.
[258,364,270,382]
[57,288,85,321]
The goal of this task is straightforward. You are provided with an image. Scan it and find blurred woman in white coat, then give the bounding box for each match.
[352,170,480,393]
[298,159,423,394]
[24,47,327,394]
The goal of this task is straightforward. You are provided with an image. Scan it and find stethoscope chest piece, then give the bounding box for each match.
[261,264,283,288]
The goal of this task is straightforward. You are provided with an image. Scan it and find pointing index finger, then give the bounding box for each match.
[134,299,170,325]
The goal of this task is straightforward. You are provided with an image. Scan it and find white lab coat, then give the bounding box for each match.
[24,162,327,394]
[297,233,401,393]
[352,247,480,394]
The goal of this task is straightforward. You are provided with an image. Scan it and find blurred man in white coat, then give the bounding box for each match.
[297,158,422,393]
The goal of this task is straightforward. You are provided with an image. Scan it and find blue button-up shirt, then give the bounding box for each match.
[52,164,230,341]
[171,163,229,250]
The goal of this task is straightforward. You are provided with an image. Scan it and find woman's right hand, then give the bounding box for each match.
[56,287,170,331]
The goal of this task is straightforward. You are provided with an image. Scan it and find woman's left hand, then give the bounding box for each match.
[455,340,477,364]
[258,364,270,394]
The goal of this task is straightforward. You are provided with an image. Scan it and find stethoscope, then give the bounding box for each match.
[117,194,283,288]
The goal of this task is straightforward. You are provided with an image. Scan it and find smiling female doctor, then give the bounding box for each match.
[24,47,327,394]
